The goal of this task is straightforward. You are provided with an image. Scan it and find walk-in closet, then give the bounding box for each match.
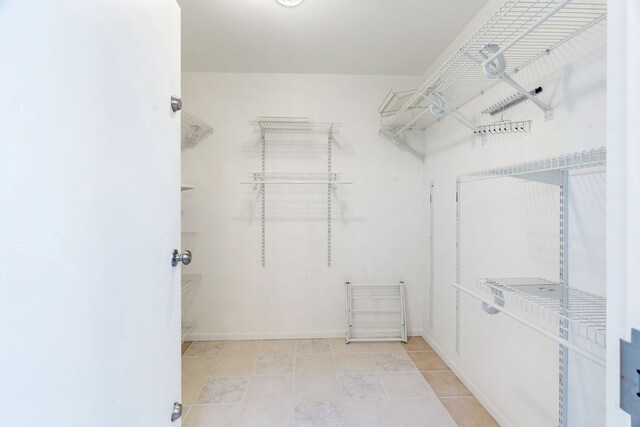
[2,0,638,426]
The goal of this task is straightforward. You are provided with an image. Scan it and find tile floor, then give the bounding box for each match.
[181,337,498,427]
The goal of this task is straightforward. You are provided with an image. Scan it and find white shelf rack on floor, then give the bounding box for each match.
[345,282,408,344]
[379,0,606,145]
[454,278,605,365]
[182,274,202,295]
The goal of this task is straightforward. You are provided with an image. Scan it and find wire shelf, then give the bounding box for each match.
[181,321,196,343]
[182,109,213,149]
[477,278,605,357]
[458,147,606,183]
[182,274,202,294]
[240,172,352,186]
[380,0,606,133]
[250,116,342,134]
[181,232,198,244]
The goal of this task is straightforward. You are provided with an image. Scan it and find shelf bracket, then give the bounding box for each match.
[465,48,554,121]
[428,92,480,134]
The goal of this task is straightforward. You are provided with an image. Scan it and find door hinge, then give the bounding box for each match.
[620,328,640,425]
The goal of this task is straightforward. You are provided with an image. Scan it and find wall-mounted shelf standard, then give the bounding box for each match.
[454,147,606,427]
[246,116,346,268]
[379,0,606,144]
[182,108,213,149]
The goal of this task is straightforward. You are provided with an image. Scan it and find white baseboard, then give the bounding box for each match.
[187,329,424,342]
[421,332,512,427]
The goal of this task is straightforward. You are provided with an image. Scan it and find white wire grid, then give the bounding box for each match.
[181,231,198,242]
[478,278,606,353]
[241,172,351,185]
[379,0,606,134]
[250,116,342,134]
[181,321,196,343]
[458,147,606,183]
[181,274,202,294]
[181,109,213,148]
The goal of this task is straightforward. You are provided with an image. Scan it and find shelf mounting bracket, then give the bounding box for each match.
[428,92,479,134]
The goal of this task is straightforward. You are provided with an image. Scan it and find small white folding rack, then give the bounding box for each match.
[345,282,407,344]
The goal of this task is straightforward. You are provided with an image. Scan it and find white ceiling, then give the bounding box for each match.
[179,0,491,75]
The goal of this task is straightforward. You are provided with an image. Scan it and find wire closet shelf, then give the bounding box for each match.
[241,172,352,186]
[379,0,606,137]
[250,116,342,135]
[458,147,606,183]
[473,278,605,364]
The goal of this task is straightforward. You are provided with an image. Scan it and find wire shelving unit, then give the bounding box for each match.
[250,116,342,135]
[379,0,606,143]
[241,172,352,187]
[181,274,202,295]
[454,147,606,427]
[244,116,346,268]
[182,108,213,149]
[181,321,196,344]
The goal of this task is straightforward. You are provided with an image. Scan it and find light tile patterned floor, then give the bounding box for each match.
[181,337,498,426]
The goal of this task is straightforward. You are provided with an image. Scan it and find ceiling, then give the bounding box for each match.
[179,0,491,75]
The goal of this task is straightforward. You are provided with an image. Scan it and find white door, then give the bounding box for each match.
[607,1,640,426]
[0,1,182,426]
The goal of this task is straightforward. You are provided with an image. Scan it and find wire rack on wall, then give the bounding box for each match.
[250,116,342,135]
[458,147,606,183]
[379,0,606,142]
[244,116,346,268]
[241,172,352,188]
[471,278,605,363]
[182,108,213,149]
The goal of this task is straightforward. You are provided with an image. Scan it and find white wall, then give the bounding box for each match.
[421,14,607,427]
[181,73,425,340]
